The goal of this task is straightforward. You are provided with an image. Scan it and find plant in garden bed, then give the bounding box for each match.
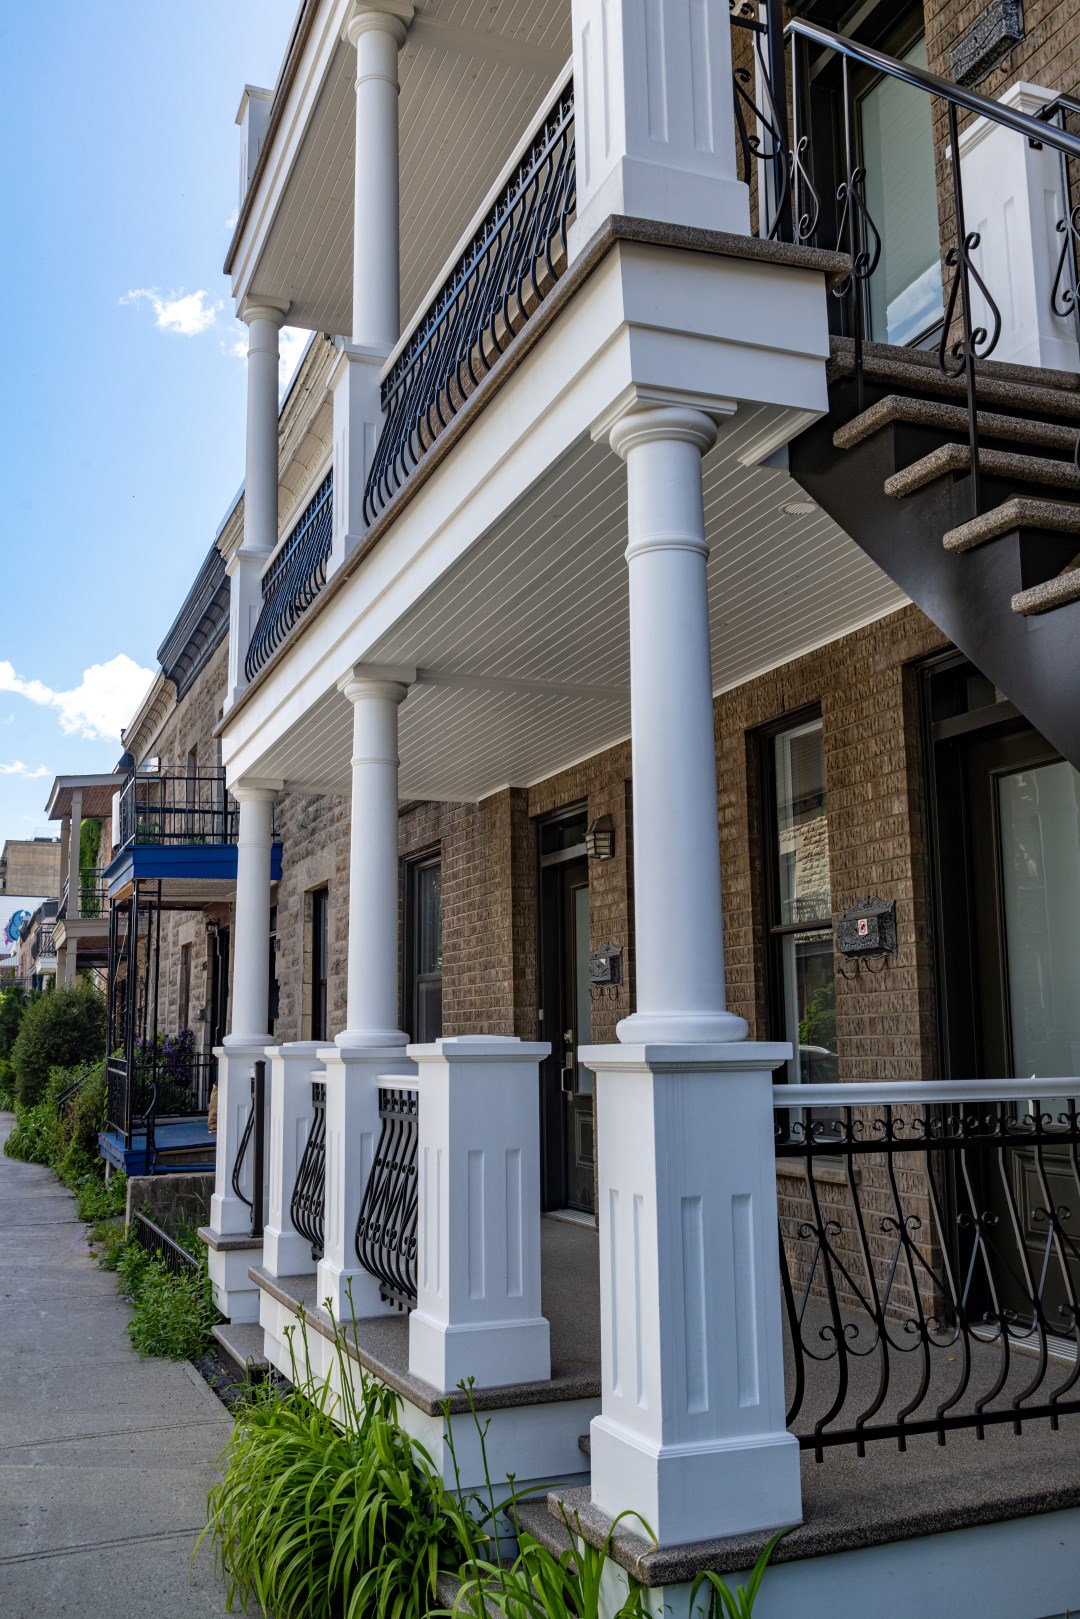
[201,1300,784,1619]
[113,1235,219,1361]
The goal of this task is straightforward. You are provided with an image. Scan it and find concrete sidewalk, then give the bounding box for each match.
[0,1112,234,1616]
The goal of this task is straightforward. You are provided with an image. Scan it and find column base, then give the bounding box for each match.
[263,1226,314,1277]
[616,1010,749,1044]
[590,1415,802,1544]
[409,1311,552,1395]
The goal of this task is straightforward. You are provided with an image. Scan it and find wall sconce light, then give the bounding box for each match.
[585,814,616,861]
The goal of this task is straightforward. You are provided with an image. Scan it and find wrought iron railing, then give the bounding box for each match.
[117,767,237,849]
[55,1064,100,1116]
[355,1086,419,1311]
[363,76,576,524]
[244,470,334,682]
[131,1210,202,1278]
[769,16,1080,517]
[31,925,56,962]
[230,1061,267,1239]
[290,1080,327,1261]
[106,1047,216,1140]
[776,1079,1080,1460]
[60,867,109,922]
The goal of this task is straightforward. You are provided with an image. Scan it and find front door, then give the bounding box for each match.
[539,813,595,1212]
[966,729,1080,1330]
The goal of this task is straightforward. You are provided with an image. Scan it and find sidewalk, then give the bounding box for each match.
[0,1112,234,1616]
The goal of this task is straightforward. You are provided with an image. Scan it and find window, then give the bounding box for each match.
[405,855,442,1043]
[762,714,837,1091]
[310,887,329,1043]
[179,943,192,1032]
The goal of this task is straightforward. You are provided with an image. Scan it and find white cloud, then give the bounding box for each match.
[224,206,239,232]
[0,761,49,779]
[121,287,222,337]
[0,655,155,744]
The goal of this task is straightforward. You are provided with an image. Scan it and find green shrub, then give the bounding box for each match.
[87,1217,128,1270]
[125,1252,218,1361]
[11,983,105,1106]
[75,1168,126,1222]
[3,1099,58,1165]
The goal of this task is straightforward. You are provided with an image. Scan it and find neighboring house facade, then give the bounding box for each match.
[95,1,1080,1612]
[0,838,61,902]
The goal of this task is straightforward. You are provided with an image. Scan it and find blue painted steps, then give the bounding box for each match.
[99,1119,216,1177]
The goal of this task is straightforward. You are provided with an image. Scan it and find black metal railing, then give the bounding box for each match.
[55,1065,99,1116]
[130,1210,202,1278]
[355,1087,419,1311]
[230,1061,267,1239]
[31,925,56,962]
[290,1080,327,1261]
[117,767,237,850]
[776,1080,1080,1460]
[60,867,109,922]
[766,16,1080,518]
[244,470,334,682]
[106,1047,216,1139]
[363,77,576,524]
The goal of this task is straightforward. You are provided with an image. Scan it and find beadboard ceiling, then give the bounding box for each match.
[241,404,907,802]
[241,0,572,338]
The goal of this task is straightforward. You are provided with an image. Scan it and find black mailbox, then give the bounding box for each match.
[589,942,623,986]
[836,897,897,960]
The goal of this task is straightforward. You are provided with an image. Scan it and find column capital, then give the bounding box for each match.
[343,2,411,51]
[238,297,290,328]
[608,404,719,462]
[230,778,282,804]
[337,664,414,706]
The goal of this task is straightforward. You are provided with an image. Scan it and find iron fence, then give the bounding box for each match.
[290,1080,327,1261]
[355,1086,419,1311]
[130,1210,202,1278]
[776,1079,1080,1459]
[116,767,237,849]
[244,469,334,682]
[230,1061,267,1239]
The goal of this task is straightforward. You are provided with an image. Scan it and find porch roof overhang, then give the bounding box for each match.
[220,231,907,802]
[45,775,126,822]
[225,0,571,337]
[105,842,283,904]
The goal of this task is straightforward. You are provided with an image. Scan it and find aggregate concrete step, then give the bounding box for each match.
[942,496,1080,553]
[211,1320,269,1374]
[1012,566,1080,616]
[833,395,1078,455]
[883,442,1080,499]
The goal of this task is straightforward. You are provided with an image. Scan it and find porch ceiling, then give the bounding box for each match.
[238,0,571,336]
[251,407,906,803]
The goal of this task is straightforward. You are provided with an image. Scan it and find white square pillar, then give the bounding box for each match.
[959,82,1080,372]
[408,1036,552,1393]
[263,1042,327,1278]
[583,1040,801,1545]
[569,0,750,259]
[328,341,387,576]
[209,1042,266,1238]
[317,1045,416,1320]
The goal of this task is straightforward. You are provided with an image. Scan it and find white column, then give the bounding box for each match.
[210,782,278,1246]
[63,941,78,988]
[609,405,745,1046]
[263,1042,327,1278]
[226,301,289,708]
[58,817,71,913]
[569,0,749,260]
[408,1037,552,1392]
[583,1041,801,1544]
[317,669,415,1319]
[344,2,411,348]
[67,791,82,919]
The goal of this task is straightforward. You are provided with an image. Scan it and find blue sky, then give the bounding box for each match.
[0,1,300,841]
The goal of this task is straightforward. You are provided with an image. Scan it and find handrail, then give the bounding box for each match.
[786,16,1080,163]
[774,1077,1080,1108]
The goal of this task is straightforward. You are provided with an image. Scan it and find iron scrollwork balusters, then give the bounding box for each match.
[290,1080,327,1261]
[244,469,334,682]
[729,1,793,241]
[355,1087,419,1311]
[777,1092,1080,1457]
[230,1062,267,1239]
[363,81,576,525]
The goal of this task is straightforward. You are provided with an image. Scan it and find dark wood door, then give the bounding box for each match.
[539,851,594,1212]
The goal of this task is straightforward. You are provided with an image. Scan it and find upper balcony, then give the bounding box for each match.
[105,767,282,903]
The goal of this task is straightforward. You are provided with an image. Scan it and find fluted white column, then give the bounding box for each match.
[317,670,414,1319]
[610,405,746,1046]
[67,791,82,918]
[344,4,411,348]
[227,302,288,708]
